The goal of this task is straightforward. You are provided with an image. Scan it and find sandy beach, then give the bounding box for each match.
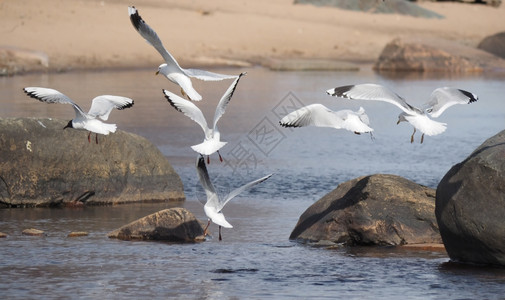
[1,0,504,72]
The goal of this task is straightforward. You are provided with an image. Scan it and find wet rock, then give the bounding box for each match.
[108,208,204,242]
[0,117,185,207]
[436,130,505,266]
[0,46,49,76]
[22,228,45,236]
[290,174,441,246]
[374,37,505,73]
[67,232,89,237]
[477,31,505,59]
[0,232,7,238]
[294,0,443,18]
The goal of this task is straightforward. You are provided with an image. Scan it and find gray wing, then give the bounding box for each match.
[279,104,341,128]
[23,87,86,118]
[196,155,219,208]
[163,89,210,136]
[218,174,273,211]
[183,68,239,81]
[88,95,134,120]
[212,72,246,130]
[128,6,182,71]
[326,83,416,114]
[423,87,478,118]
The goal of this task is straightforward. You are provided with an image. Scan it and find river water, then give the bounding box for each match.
[1,67,505,299]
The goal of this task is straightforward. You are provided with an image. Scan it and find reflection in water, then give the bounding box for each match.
[1,67,505,299]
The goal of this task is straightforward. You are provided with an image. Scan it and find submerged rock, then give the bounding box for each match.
[374,37,505,73]
[67,232,89,237]
[22,228,45,236]
[0,232,7,238]
[290,174,441,246]
[108,208,204,242]
[0,117,185,207]
[436,130,505,266]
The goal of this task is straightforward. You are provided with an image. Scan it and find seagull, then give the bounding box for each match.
[23,87,134,144]
[163,72,246,163]
[279,104,374,136]
[128,6,238,101]
[326,83,478,143]
[196,155,272,241]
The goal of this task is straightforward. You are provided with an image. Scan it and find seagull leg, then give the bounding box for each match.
[203,219,211,237]
[410,128,416,143]
[95,134,99,144]
[207,156,210,164]
[88,132,91,143]
[218,226,222,241]
[420,133,425,144]
[218,151,223,162]
[180,88,189,100]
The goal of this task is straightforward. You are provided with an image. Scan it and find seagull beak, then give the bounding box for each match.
[396,120,400,125]
[155,70,159,75]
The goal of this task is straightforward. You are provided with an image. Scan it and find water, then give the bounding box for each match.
[1,67,505,299]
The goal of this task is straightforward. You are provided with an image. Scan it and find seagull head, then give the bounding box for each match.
[156,63,168,76]
[63,120,74,130]
[397,112,409,125]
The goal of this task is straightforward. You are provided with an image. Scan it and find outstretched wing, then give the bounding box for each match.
[218,173,273,212]
[280,104,340,128]
[128,6,182,71]
[212,72,246,130]
[326,83,416,114]
[183,68,239,81]
[163,89,209,135]
[88,95,134,120]
[423,87,478,118]
[195,155,219,207]
[23,87,86,118]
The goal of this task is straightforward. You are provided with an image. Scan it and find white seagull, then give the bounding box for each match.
[279,104,374,136]
[23,87,134,144]
[128,6,238,101]
[326,83,478,143]
[163,72,246,163]
[196,155,272,241]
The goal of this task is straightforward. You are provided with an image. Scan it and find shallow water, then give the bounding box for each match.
[1,67,505,299]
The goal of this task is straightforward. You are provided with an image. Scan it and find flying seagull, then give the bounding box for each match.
[23,87,134,144]
[163,72,246,163]
[279,104,374,136]
[326,83,478,143]
[196,155,272,241]
[128,6,237,101]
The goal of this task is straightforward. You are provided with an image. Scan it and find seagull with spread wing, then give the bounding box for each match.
[326,83,478,143]
[196,155,272,241]
[163,72,246,163]
[23,87,134,144]
[128,6,237,101]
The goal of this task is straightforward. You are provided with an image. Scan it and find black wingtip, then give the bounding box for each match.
[118,100,134,110]
[327,85,355,98]
[196,155,207,171]
[162,89,184,113]
[458,89,478,103]
[128,6,143,31]
[22,88,42,102]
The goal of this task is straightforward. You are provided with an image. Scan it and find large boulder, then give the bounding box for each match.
[290,174,441,246]
[374,37,505,73]
[436,130,505,266]
[108,208,204,242]
[478,31,505,60]
[0,117,185,207]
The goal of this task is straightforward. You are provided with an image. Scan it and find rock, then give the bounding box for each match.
[0,232,7,238]
[436,130,505,266]
[478,31,505,59]
[67,232,89,237]
[108,208,204,242]
[22,228,45,236]
[294,0,443,18]
[290,174,441,246]
[374,37,505,73]
[0,117,185,207]
[0,46,49,76]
